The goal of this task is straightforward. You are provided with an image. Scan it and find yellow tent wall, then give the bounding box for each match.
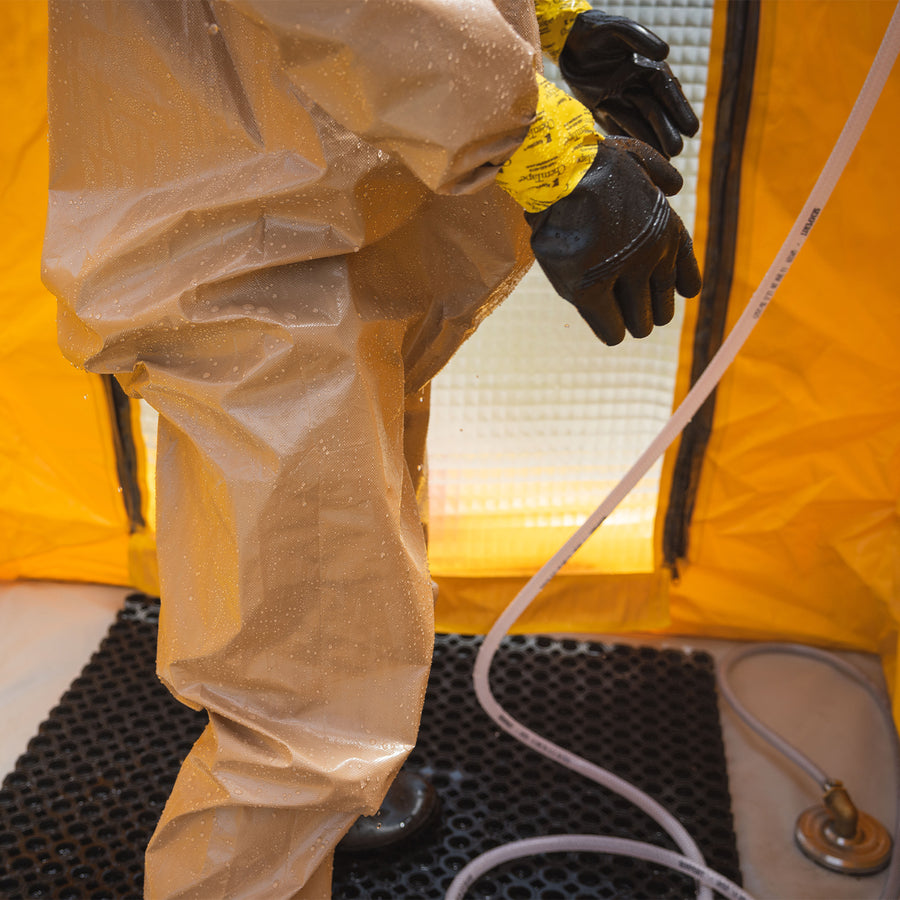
[2,2,899,715]
[660,0,900,710]
[0,1,150,588]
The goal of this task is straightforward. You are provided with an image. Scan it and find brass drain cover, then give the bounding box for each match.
[796,805,893,875]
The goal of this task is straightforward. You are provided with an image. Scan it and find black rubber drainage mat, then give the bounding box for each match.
[0,594,741,899]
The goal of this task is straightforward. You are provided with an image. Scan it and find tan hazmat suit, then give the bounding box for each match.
[42,1,541,896]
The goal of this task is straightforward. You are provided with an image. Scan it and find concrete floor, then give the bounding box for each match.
[1,580,896,899]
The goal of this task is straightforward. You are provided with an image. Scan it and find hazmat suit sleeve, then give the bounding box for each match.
[226,0,541,193]
[43,0,541,376]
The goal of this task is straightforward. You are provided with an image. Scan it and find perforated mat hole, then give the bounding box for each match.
[447,833,473,850]
[24,837,46,854]
[472,876,498,897]
[9,813,31,830]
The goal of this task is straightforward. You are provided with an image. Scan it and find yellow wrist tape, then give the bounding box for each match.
[495,75,601,214]
[535,0,593,62]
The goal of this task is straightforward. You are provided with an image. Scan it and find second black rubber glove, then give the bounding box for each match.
[525,135,702,346]
[558,10,699,158]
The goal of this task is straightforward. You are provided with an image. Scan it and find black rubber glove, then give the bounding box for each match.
[526,135,702,346]
[558,10,699,158]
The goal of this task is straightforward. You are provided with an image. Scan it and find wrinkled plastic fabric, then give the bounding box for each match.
[42,2,539,896]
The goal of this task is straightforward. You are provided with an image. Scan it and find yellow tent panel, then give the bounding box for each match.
[662,0,900,711]
[0,1,145,587]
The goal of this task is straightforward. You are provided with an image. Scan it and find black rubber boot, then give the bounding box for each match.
[337,771,440,854]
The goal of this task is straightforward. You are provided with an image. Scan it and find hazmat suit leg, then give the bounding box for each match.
[125,269,435,898]
[42,2,539,895]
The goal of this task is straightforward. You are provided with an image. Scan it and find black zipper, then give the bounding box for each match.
[102,375,146,534]
[662,0,761,577]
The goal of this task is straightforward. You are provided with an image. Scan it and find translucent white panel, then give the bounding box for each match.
[139,401,158,528]
[428,0,714,577]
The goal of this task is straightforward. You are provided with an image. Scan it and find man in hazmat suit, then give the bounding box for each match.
[42,0,701,896]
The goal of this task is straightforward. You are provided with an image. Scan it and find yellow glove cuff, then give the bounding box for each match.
[535,0,593,62]
[495,76,601,214]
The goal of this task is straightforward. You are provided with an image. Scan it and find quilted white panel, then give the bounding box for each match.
[428,0,714,576]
